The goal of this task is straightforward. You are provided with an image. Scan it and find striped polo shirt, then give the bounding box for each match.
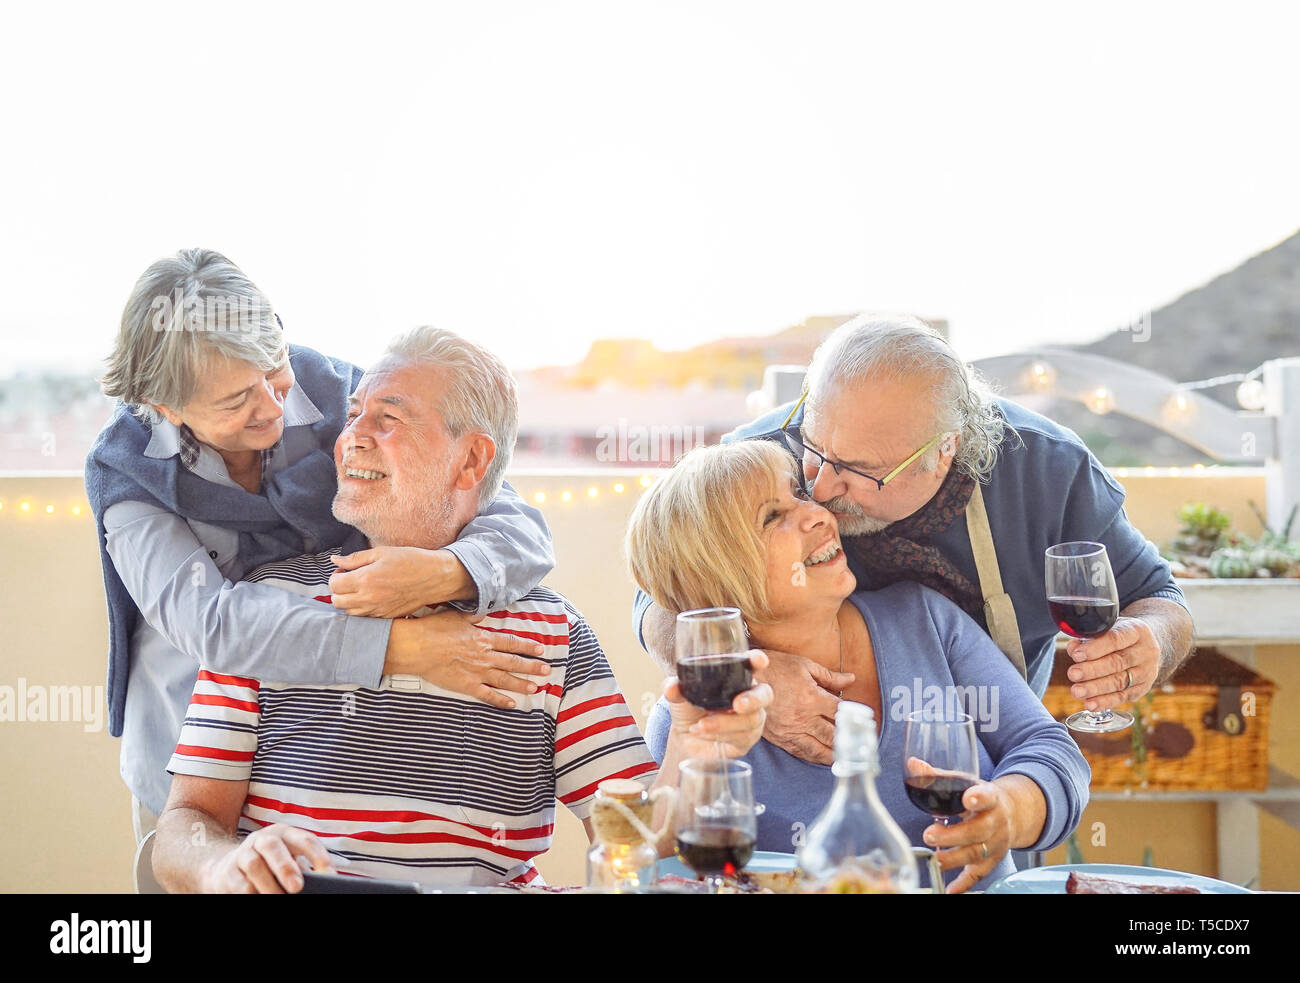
[167,551,658,887]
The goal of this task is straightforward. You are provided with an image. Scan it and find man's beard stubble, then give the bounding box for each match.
[333,456,460,549]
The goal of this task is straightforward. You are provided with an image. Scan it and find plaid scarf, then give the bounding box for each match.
[178,424,277,490]
[844,465,985,626]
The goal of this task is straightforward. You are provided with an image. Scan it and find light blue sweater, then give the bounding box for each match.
[647,582,1091,891]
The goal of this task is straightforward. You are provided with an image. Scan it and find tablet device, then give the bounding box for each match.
[299,871,423,894]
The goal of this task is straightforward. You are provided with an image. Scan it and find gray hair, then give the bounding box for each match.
[382,326,519,509]
[100,248,286,423]
[805,313,1013,482]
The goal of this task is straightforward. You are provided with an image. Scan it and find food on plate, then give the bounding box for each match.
[1065,871,1200,895]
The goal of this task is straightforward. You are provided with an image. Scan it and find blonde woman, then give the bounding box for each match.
[625,439,1090,893]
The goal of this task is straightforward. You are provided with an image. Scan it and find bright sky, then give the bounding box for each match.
[2,1,1298,378]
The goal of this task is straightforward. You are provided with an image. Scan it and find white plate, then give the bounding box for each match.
[985,863,1252,894]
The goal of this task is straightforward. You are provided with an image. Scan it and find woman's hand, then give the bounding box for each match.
[199,824,337,894]
[917,768,1045,894]
[329,547,475,617]
[664,650,773,758]
[387,609,550,710]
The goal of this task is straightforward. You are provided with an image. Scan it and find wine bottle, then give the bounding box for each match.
[796,702,920,893]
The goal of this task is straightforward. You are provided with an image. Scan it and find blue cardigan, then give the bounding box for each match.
[85,345,364,737]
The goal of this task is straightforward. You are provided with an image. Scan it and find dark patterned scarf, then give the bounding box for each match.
[844,466,985,626]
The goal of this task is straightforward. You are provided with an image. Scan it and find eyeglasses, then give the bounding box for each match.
[778,391,951,492]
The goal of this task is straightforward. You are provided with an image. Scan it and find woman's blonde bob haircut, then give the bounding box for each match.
[625,438,798,630]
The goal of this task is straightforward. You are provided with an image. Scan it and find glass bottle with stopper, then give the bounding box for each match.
[796,702,922,893]
[586,779,674,892]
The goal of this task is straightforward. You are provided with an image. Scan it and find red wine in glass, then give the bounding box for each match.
[904,774,979,818]
[676,653,753,710]
[1047,597,1119,638]
[903,711,980,826]
[674,827,757,877]
[1045,542,1132,734]
[674,758,759,892]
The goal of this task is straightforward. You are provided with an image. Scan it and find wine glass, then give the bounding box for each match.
[1045,541,1132,734]
[902,709,981,827]
[674,607,752,711]
[674,607,753,812]
[674,758,758,892]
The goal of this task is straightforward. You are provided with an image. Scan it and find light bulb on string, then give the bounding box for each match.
[1162,391,1195,423]
[1027,361,1056,390]
[1236,378,1266,411]
[1086,387,1115,415]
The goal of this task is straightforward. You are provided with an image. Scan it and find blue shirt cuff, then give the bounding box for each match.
[334,613,391,688]
[1143,585,1190,613]
[441,540,494,616]
[997,762,1079,854]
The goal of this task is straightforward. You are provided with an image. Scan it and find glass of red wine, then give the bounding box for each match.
[903,709,981,827]
[674,607,752,711]
[1045,541,1132,734]
[674,607,753,814]
[674,758,758,892]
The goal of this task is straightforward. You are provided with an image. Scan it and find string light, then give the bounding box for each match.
[1160,391,1196,423]
[0,480,684,521]
[0,498,91,517]
[1085,387,1115,415]
[1028,361,1056,390]
[1236,378,1266,411]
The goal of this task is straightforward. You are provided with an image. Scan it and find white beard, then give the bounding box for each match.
[819,494,893,536]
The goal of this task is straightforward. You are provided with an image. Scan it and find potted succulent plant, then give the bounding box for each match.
[1165,501,1300,641]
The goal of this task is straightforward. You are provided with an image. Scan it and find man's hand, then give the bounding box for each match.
[752,649,855,765]
[664,650,773,758]
[1064,616,1161,712]
[199,824,337,894]
[389,609,551,710]
[329,547,475,617]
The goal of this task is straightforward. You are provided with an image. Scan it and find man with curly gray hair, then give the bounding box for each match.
[635,313,1193,766]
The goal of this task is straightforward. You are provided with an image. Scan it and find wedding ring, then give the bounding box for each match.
[1124,669,1133,690]
[981,842,989,859]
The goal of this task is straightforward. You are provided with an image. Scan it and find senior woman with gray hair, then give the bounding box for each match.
[627,439,1091,892]
[635,313,1194,766]
[86,248,554,840]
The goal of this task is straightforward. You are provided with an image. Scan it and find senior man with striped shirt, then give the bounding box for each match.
[151,327,770,892]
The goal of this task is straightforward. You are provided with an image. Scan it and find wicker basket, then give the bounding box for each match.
[1042,647,1274,791]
